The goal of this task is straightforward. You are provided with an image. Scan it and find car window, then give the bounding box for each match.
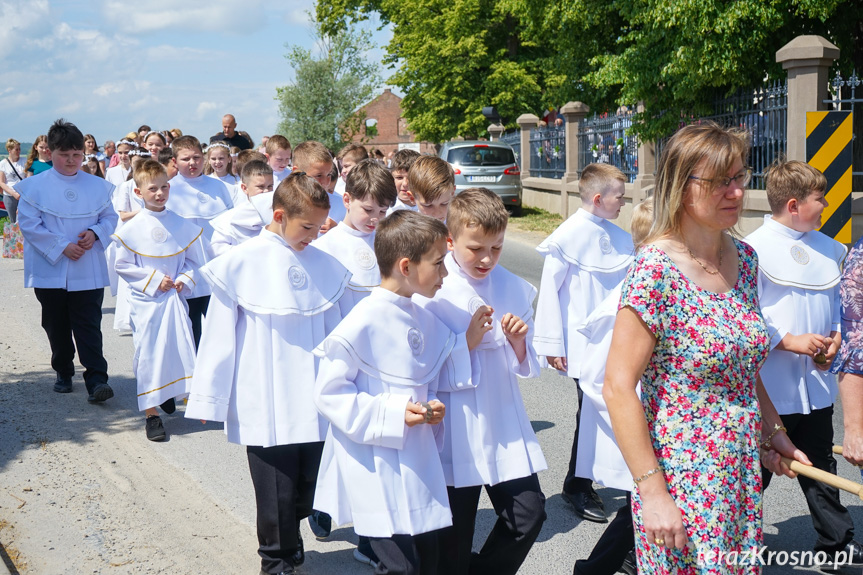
[446,147,515,167]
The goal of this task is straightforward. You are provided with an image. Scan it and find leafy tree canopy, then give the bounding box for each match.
[276,14,382,152]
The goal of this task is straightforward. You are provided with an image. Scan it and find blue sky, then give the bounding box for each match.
[0,0,391,147]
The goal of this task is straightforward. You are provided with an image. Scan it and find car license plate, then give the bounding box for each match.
[468,175,496,183]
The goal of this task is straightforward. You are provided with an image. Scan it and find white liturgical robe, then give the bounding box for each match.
[313,223,379,313]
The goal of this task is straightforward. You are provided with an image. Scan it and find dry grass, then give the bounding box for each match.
[508,206,564,236]
[0,519,27,572]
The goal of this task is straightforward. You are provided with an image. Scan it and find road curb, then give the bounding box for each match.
[0,552,13,575]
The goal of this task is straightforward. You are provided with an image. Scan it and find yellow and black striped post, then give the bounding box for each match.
[806,111,853,243]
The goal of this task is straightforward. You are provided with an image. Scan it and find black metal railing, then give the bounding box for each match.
[529,126,566,179]
[578,107,638,183]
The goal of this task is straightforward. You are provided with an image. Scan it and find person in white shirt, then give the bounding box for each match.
[416,188,546,574]
[208,160,273,256]
[105,139,135,187]
[745,160,862,565]
[167,135,233,347]
[112,160,205,441]
[205,141,239,186]
[387,149,421,216]
[185,173,349,575]
[313,210,473,575]
[0,138,26,223]
[16,119,118,402]
[534,163,632,523]
[265,135,292,188]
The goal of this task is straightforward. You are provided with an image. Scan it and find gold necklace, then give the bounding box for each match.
[687,244,723,275]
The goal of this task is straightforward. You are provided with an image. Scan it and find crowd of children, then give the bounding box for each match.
[11,117,863,575]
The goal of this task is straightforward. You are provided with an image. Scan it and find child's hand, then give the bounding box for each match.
[426,399,446,425]
[547,356,568,371]
[63,243,86,261]
[319,217,338,235]
[780,333,827,357]
[77,229,96,250]
[405,401,428,427]
[816,332,840,371]
[501,313,528,363]
[466,305,494,351]
[158,275,174,292]
[173,280,185,293]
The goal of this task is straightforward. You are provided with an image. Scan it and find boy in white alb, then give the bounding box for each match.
[745,161,862,565]
[112,160,205,442]
[185,173,350,575]
[572,197,653,575]
[16,119,118,402]
[387,149,421,215]
[313,210,473,575]
[416,188,546,575]
[265,135,293,188]
[210,142,333,254]
[314,159,397,310]
[167,135,233,347]
[209,160,274,257]
[534,163,632,522]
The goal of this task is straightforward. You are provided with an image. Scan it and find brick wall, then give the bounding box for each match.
[352,89,436,155]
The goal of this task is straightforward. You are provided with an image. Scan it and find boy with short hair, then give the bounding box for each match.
[387,149,421,215]
[534,162,632,523]
[334,143,369,197]
[314,159,397,310]
[313,210,475,575]
[112,160,205,441]
[167,135,234,346]
[157,147,177,180]
[16,118,119,401]
[186,173,350,575]
[417,187,546,574]
[265,135,293,187]
[209,160,274,256]
[745,160,862,566]
[408,155,455,222]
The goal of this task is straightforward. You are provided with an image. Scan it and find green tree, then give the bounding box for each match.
[276,14,382,152]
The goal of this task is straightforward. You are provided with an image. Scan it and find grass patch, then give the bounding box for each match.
[509,206,564,236]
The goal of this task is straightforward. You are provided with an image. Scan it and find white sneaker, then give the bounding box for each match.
[353,547,378,568]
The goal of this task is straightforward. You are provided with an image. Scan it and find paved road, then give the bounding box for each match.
[1,226,862,574]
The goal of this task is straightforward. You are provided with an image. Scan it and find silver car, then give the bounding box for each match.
[438,141,522,215]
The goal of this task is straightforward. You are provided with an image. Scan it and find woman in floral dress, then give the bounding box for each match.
[604,122,810,574]
[832,237,863,468]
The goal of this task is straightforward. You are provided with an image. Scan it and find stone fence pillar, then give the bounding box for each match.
[776,35,840,162]
[559,102,590,217]
[633,102,656,202]
[516,114,539,177]
[487,123,504,141]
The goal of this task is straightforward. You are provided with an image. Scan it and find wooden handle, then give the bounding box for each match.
[780,456,863,500]
[834,445,844,455]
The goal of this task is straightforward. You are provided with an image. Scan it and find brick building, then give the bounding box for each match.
[352,88,436,156]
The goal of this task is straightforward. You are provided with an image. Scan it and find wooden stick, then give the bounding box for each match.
[834,445,844,455]
[780,456,863,500]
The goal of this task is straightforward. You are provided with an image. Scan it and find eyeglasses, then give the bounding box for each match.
[688,167,752,189]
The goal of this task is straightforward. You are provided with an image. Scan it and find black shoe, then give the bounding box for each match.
[290,523,304,567]
[819,541,863,572]
[145,416,166,441]
[355,536,379,567]
[308,510,332,540]
[160,397,176,414]
[619,549,637,575]
[53,374,73,393]
[562,488,607,523]
[87,383,114,403]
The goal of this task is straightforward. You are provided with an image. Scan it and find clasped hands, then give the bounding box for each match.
[158,275,186,293]
[62,229,97,261]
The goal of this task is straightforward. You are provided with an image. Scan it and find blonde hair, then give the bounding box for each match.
[133,160,167,189]
[273,172,330,219]
[630,196,654,246]
[204,143,233,176]
[644,121,750,247]
[337,143,369,164]
[265,135,291,156]
[409,156,455,203]
[292,141,333,172]
[579,163,626,201]
[5,138,19,152]
[447,187,509,239]
[764,160,826,214]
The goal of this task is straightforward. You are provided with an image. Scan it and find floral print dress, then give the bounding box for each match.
[619,240,770,574]
[832,236,863,376]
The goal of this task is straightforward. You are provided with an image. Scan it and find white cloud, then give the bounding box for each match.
[101,0,268,34]
[94,83,124,98]
[195,102,220,121]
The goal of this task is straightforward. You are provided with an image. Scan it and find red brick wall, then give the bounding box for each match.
[352,89,436,155]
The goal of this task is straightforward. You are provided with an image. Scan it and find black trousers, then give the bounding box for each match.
[762,406,854,552]
[186,295,209,349]
[247,442,324,574]
[573,494,634,575]
[369,531,439,575]
[564,383,592,494]
[438,473,546,575]
[34,288,108,392]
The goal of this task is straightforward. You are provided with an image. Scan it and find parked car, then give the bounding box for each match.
[438,141,522,216]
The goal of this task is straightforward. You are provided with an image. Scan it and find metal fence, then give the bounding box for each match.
[824,70,862,191]
[655,80,788,189]
[529,126,566,178]
[498,129,521,167]
[578,108,638,183]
